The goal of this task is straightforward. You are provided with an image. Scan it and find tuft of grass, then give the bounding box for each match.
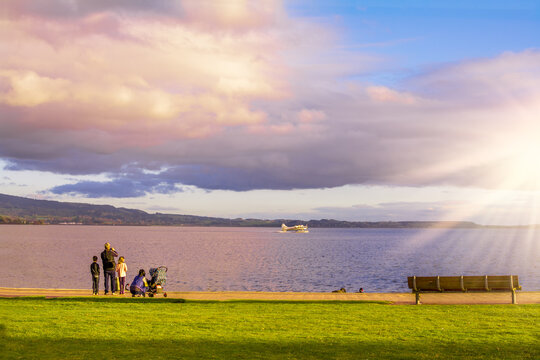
[0,297,539,359]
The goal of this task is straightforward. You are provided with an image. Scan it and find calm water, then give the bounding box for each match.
[0,225,539,292]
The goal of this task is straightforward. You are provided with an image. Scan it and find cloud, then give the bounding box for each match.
[366,86,417,104]
[2,0,284,31]
[49,172,178,198]
[0,70,71,106]
[307,202,456,222]
[300,196,540,226]
[297,109,326,123]
[406,50,540,107]
[1,2,540,197]
[0,2,292,152]
[50,179,147,198]
[2,0,180,18]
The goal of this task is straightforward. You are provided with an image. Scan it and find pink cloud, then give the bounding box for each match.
[0,4,297,149]
[0,70,71,106]
[180,0,285,31]
[366,86,417,105]
[297,109,326,123]
[1,2,540,194]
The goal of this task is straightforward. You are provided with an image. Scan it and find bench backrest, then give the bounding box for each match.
[407,275,521,292]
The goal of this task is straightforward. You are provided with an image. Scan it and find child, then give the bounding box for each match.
[90,256,100,295]
[115,256,128,295]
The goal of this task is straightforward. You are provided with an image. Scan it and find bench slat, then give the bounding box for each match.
[407,275,521,292]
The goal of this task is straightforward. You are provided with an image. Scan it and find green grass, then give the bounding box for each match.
[1,297,539,359]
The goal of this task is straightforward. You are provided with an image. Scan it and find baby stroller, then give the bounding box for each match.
[147,266,168,297]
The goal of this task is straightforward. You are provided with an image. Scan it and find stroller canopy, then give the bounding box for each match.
[149,266,168,286]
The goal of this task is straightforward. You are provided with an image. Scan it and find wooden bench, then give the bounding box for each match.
[407,275,521,305]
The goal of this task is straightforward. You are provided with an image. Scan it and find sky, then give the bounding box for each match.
[1,0,540,225]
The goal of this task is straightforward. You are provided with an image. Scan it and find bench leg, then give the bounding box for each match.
[512,289,517,305]
[415,291,421,305]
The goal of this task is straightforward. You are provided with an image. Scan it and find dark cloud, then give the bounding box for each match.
[159,164,356,191]
[50,179,146,198]
[2,148,128,175]
[49,173,178,198]
[48,163,339,198]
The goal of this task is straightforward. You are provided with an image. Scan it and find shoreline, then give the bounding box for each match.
[1,287,539,305]
[1,223,537,229]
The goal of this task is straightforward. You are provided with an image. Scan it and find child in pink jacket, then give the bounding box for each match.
[115,256,128,295]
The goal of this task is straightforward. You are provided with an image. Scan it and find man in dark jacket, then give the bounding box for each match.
[100,242,118,295]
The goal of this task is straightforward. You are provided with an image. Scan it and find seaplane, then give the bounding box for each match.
[281,223,309,233]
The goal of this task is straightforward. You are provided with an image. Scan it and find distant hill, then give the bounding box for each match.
[0,193,283,226]
[0,193,486,228]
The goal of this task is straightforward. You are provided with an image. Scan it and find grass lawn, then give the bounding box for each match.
[1,297,539,359]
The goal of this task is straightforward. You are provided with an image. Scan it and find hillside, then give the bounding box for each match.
[0,193,484,228]
[0,193,294,226]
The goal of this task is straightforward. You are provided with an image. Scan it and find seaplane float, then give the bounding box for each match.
[280,223,309,233]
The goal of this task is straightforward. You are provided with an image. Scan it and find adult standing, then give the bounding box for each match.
[100,242,118,295]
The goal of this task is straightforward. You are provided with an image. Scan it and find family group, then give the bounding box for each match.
[89,242,148,296]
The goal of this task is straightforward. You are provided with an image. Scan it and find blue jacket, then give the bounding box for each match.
[130,275,148,293]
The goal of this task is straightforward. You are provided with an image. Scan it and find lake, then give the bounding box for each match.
[0,225,538,292]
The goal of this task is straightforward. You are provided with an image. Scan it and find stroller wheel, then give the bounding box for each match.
[164,292,167,298]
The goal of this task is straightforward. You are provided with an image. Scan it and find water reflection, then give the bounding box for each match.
[0,226,538,292]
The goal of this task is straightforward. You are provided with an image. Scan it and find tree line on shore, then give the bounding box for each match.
[0,193,525,228]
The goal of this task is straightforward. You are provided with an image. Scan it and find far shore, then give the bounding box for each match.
[2,223,539,228]
[2,287,539,305]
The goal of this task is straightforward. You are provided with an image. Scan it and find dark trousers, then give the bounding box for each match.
[104,270,116,293]
[119,277,126,294]
[92,276,99,294]
[130,288,145,297]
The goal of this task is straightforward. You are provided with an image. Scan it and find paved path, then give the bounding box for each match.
[1,287,539,305]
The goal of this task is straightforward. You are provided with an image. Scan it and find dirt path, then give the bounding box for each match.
[1,287,539,305]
